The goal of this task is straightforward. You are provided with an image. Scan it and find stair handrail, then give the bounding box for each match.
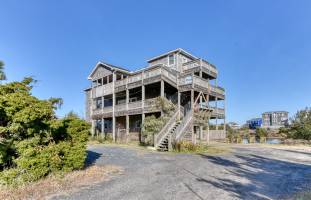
[174,110,193,141]
[154,108,179,148]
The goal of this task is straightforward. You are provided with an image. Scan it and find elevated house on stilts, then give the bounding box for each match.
[85,48,226,151]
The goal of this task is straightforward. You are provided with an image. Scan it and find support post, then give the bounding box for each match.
[112,71,116,142]
[161,80,164,98]
[199,95,202,109]
[161,80,164,116]
[177,91,181,120]
[126,115,129,143]
[215,79,218,130]
[191,89,194,109]
[191,89,194,143]
[193,127,197,144]
[142,84,145,110]
[216,96,218,130]
[101,118,104,138]
[91,120,95,137]
[199,58,203,78]
[207,122,210,145]
[224,94,226,135]
[199,126,203,140]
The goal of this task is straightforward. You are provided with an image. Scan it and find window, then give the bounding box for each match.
[95,120,102,133]
[95,97,102,109]
[116,74,122,81]
[108,74,113,82]
[168,54,175,65]
[97,78,102,86]
[92,80,97,87]
[104,97,113,107]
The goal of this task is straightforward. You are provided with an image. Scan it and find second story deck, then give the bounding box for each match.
[91,64,225,100]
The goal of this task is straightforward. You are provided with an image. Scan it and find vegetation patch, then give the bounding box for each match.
[0,165,121,200]
[141,97,175,145]
[0,76,90,185]
[280,107,311,141]
[172,141,229,154]
[88,135,113,145]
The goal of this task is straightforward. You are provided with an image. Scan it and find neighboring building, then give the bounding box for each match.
[262,111,288,128]
[246,118,262,129]
[228,122,240,130]
[85,48,226,150]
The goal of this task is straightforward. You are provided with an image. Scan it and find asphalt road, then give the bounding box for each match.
[54,144,311,200]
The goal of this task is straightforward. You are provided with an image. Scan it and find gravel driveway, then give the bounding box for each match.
[55,144,311,200]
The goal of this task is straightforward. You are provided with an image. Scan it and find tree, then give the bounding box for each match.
[0,77,90,185]
[286,107,311,140]
[256,127,268,138]
[0,61,6,81]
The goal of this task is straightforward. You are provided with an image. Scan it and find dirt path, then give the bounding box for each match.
[54,144,311,200]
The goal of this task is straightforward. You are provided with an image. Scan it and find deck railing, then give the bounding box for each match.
[154,108,179,148]
[182,59,218,75]
[128,101,142,110]
[210,107,225,115]
[174,109,193,141]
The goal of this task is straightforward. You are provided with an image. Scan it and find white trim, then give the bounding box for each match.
[147,48,198,63]
[87,62,130,80]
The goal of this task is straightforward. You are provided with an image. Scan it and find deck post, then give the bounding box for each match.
[91,120,95,137]
[126,115,129,143]
[191,89,194,143]
[207,123,210,145]
[224,94,226,134]
[161,80,165,116]
[112,71,116,142]
[161,80,164,98]
[177,91,181,120]
[199,126,203,141]
[101,118,104,138]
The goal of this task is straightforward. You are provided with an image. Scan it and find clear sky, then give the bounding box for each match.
[1,0,310,124]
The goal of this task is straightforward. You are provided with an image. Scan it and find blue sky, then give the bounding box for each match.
[0,0,310,124]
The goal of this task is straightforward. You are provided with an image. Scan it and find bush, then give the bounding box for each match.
[141,97,175,145]
[286,107,311,140]
[0,78,90,185]
[172,141,208,153]
[256,128,268,138]
[141,115,166,145]
[89,134,113,144]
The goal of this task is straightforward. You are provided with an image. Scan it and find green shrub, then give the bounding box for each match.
[141,97,176,145]
[172,141,208,153]
[286,107,311,140]
[256,128,268,138]
[0,77,90,185]
[141,115,166,145]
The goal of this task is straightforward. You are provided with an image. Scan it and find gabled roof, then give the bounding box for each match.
[87,61,130,80]
[147,48,198,63]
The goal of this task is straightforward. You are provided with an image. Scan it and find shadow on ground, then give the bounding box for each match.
[195,153,311,199]
[85,150,102,166]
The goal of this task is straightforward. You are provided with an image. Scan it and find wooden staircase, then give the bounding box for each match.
[157,121,181,151]
[154,106,193,151]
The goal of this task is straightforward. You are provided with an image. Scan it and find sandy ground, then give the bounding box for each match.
[54,144,311,200]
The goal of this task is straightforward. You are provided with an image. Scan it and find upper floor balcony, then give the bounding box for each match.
[178,75,225,100]
[90,63,223,100]
[91,65,178,98]
[182,59,218,79]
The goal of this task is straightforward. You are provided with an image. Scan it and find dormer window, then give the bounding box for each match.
[168,54,175,66]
